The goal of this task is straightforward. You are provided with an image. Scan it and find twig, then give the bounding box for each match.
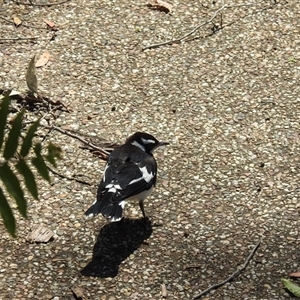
[195,3,274,42]
[48,166,92,186]
[42,125,111,159]
[184,265,202,270]
[0,37,39,41]
[11,0,70,6]
[0,15,46,30]
[21,94,70,113]
[142,1,268,50]
[41,126,54,143]
[193,240,261,299]
[20,121,112,160]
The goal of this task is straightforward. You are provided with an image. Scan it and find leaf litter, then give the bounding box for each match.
[147,0,173,13]
[35,51,50,68]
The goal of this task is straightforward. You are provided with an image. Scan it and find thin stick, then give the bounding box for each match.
[193,240,261,299]
[40,119,54,144]
[142,1,266,50]
[0,16,46,30]
[0,37,39,41]
[184,265,202,270]
[43,125,111,158]
[22,120,112,159]
[11,0,70,6]
[48,166,92,186]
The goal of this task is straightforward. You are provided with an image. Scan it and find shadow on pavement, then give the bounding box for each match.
[81,217,152,278]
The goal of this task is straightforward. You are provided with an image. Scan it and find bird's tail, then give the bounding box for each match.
[101,200,125,222]
[84,193,125,222]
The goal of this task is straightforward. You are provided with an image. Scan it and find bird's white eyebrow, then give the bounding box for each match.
[141,138,156,144]
[131,140,145,151]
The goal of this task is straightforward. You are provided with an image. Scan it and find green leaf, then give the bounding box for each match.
[3,110,24,160]
[20,119,40,157]
[45,142,62,167]
[0,187,16,237]
[282,279,300,297]
[26,55,38,94]
[16,159,38,199]
[0,163,26,218]
[0,95,10,151]
[32,143,50,182]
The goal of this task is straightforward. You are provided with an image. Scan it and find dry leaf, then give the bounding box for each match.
[161,283,167,298]
[35,51,50,68]
[9,90,22,96]
[26,55,38,94]
[26,225,55,243]
[43,19,58,30]
[71,286,87,300]
[44,19,55,27]
[290,272,300,278]
[13,16,22,26]
[147,0,173,13]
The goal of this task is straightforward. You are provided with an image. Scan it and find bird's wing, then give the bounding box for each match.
[97,157,156,203]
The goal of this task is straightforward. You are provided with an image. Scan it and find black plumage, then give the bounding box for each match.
[85,132,168,222]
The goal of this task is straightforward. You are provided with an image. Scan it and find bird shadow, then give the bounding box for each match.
[80,217,153,278]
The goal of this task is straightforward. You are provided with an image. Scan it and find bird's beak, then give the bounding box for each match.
[151,141,168,153]
[158,141,169,147]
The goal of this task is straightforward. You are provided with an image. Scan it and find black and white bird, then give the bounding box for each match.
[85,132,168,222]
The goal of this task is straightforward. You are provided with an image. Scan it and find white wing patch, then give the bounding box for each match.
[128,177,142,185]
[141,166,154,183]
[128,166,154,185]
[106,183,121,193]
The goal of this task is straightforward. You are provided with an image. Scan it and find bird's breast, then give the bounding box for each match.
[127,186,154,201]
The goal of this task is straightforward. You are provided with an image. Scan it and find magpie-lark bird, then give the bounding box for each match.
[85,132,168,222]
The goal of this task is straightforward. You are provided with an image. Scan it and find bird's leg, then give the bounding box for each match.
[139,200,146,218]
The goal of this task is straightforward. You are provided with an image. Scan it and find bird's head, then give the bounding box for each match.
[126,132,169,155]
